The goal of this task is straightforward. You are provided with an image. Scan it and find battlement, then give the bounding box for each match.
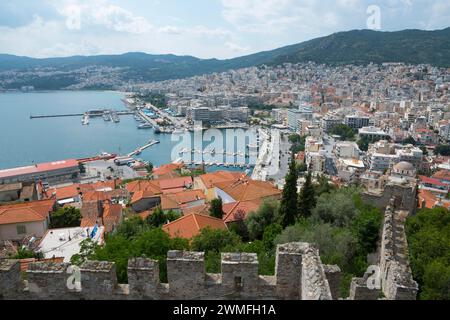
[0,242,340,300]
[379,205,418,300]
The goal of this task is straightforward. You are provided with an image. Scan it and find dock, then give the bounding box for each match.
[127,140,160,157]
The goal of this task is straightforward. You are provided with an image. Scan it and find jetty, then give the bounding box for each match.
[127,140,160,157]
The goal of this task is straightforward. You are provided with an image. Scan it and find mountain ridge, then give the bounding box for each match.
[1,27,449,89]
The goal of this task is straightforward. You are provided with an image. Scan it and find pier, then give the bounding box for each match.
[127,140,160,157]
[30,109,134,120]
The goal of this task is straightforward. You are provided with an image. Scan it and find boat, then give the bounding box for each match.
[138,124,153,129]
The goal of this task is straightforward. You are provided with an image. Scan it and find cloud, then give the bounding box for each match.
[225,41,250,53]
[57,0,154,34]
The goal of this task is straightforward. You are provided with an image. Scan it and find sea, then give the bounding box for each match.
[0,91,252,172]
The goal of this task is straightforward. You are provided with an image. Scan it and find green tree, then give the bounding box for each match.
[209,198,224,219]
[298,171,316,218]
[70,238,99,266]
[91,228,189,283]
[311,187,357,227]
[279,156,299,228]
[405,207,450,299]
[435,144,450,156]
[50,207,82,229]
[145,162,154,175]
[330,124,355,141]
[191,228,241,253]
[262,224,283,251]
[246,200,280,240]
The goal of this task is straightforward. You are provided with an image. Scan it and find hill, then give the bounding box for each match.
[1,28,449,89]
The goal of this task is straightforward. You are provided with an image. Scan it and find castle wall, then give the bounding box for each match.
[0,242,340,300]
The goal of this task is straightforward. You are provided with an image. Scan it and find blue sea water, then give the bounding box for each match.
[0,91,251,172]
[0,91,178,169]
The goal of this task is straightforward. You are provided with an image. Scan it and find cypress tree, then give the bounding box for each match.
[279,155,299,228]
[298,171,316,218]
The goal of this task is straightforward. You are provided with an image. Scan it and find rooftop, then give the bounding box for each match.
[0,159,79,180]
[37,226,104,262]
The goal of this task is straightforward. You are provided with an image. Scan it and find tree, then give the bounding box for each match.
[403,136,417,146]
[245,200,280,240]
[91,228,189,283]
[278,156,299,228]
[298,171,316,218]
[50,207,82,229]
[435,144,450,156]
[191,228,241,253]
[314,175,336,196]
[405,207,450,299]
[70,238,99,266]
[145,162,154,175]
[330,124,355,141]
[311,187,357,227]
[209,198,224,219]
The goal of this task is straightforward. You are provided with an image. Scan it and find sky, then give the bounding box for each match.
[0,0,449,59]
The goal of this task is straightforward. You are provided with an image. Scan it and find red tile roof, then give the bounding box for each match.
[153,163,183,178]
[214,179,281,202]
[0,199,55,225]
[162,213,227,239]
[222,200,261,223]
[432,170,450,182]
[45,184,80,200]
[419,175,448,188]
[198,171,244,189]
[160,189,205,211]
[130,190,159,204]
[158,176,192,190]
[125,180,161,194]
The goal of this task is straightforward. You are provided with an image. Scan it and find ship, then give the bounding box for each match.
[138,123,153,129]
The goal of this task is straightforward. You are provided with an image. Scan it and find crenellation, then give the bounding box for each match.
[167,250,205,299]
[275,242,305,299]
[27,261,74,299]
[323,265,341,300]
[127,258,160,299]
[221,252,259,299]
[0,242,415,300]
[80,260,117,299]
[0,259,21,300]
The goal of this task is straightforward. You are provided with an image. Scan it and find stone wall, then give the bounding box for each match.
[0,242,339,300]
[379,205,418,300]
[362,183,417,214]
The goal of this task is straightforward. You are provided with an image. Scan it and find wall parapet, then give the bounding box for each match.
[0,242,338,300]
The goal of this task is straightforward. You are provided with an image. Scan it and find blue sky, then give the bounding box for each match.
[0,0,449,59]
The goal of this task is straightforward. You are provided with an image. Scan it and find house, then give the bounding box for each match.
[222,200,262,224]
[37,225,105,262]
[44,184,81,206]
[152,163,183,179]
[125,179,161,195]
[214,178,282,204]
[162,213,227,239]
[160,189,206,213]
[80,200,123,234]
[0,199,56,241]
[158,176,193,194]
[194,171,245,201]
[0,183,22,202]
[130,190,161,213]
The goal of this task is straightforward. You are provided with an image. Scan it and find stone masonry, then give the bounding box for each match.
[0,242,339,300]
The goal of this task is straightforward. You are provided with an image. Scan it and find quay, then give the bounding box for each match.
[30,113,83,119]
[127,140,160,157]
